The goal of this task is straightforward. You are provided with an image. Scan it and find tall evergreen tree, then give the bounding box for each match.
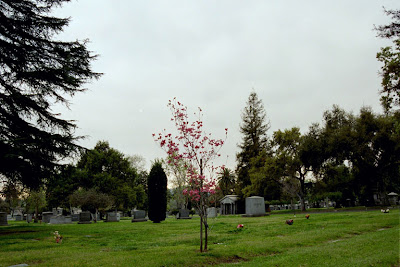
[236,92,270,191]
[0,1,101,188]
[147,160,167,223]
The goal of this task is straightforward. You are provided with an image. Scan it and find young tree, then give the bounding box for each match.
[236,92,270,191]
[25,189,47,223]
[154,98,227,252]
[0,1,101,189]
[69,188,114,223]
[147,160,168,223]
[375,9,400,112]
[163,157,189,210]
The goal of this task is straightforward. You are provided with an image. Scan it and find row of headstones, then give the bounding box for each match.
[1,197,267,226]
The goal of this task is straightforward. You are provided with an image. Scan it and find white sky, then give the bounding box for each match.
[51,0,399,172]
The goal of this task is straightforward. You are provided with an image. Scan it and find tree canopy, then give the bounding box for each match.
[0,0,100,188]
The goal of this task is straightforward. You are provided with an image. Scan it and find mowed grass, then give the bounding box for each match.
[0,210,399,266]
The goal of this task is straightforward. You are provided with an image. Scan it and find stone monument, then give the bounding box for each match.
[243,196,266,217]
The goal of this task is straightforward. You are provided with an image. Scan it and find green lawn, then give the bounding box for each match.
[0,210,399,266]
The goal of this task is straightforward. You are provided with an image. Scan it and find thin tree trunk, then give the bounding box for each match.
[204,212,208,251]
[200,214,203,252]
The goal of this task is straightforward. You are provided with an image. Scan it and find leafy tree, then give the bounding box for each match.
[128,154,148,192]
[75,141,145,212]
[46,165,80,211]
[163,157,189,210]
[0,180,23,216]
[147,160,167,223]
[244,152,283,201]
[375,9,400,112]
[272,128,313,211]
[236,92,270,191]
[317,106,400,205]
[69,188,114,222]
[25,189,47,223]
[0,0,101,188]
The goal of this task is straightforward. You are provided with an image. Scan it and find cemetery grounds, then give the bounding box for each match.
[0,209,399,266]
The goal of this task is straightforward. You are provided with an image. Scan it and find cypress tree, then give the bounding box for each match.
[236,92,270,191]
[147,161,167,223]
[0,1,101,188]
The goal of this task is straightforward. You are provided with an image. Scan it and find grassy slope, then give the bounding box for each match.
[0,210,398,267]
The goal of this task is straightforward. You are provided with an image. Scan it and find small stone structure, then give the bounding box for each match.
[105,212,120,222]
[243,196,266,217]
[78,211,92,224]
[220,195,239,215]
[0,212,8,226]
[131,210,147,222]
[207,207,217,218]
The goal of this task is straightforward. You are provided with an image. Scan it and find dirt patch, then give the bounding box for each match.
[205,255,249,266]
[0,230,35,236]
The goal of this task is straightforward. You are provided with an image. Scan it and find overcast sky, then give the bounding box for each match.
[52,0,398,172]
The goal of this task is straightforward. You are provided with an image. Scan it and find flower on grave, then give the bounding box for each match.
[237,224,244,229]
[381,209,390,213]
[305,214,310,219]
[53,231,63,243]
[286,219,294,225]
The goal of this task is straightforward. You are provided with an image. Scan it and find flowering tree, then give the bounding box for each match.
[154,98,227,252]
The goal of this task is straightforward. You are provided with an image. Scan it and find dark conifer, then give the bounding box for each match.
[0,1,101,188]
[147,161,167,223]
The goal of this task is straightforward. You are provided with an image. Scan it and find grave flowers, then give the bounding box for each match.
[237,224,244,229]
[53,231,63,243]
[305,214,310,219]
[286,219,294,225]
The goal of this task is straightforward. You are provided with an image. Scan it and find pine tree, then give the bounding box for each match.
[0,1,101,188]
[236,92,270,191]
[147,161,167,223]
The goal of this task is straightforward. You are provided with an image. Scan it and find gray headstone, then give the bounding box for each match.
[78,211,92,224]
[14,214,23,221]
[42,212,54,223]
[0,212,8,226]
[71,214,79,222]
[177,209,191,219]
[245,196,266,216]
[26,214,33,223]
[105,212,120,222]
[131,210,147,222]
[49,215,72,224]
[207,207,217,218]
